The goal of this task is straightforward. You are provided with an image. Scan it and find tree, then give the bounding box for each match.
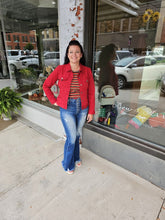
[25,43,34,51]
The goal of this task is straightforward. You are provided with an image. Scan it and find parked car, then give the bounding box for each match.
[9,52,60,73]
[94,50,133,81]
[9,55,39,71]
[22,52,61,69]
[31,50,38,55]
[114,50,133,64]
[43,51,60,68]
[95,50,132,65]
[22,57,39,70]
[115,56,165,89]
[7,50,25,60]
[152,55,165,62]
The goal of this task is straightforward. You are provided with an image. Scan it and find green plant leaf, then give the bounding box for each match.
[0,87,23,118]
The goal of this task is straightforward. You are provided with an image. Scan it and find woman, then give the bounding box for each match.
[43,40,95,174]
[98,44,119,127]
[98,44,118,95]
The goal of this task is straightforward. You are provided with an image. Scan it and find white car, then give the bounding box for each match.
[94,50,133,81]
[9,56,39,71]
[95,50,132,64]
[22,56,39,70]
[115,56,165,89]
[9,52,60,73]
[44,52,60,68]
[7,50,25,60]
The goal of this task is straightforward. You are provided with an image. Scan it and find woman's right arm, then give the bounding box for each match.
[43,66,60,105]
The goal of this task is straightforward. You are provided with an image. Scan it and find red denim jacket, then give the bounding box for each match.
[43,63,95,114]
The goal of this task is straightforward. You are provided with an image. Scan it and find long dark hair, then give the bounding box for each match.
[99,44,117,68]
[98,44,117,92]
[64,40,86,65]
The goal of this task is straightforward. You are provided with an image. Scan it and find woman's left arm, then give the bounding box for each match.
[86,114,93,123]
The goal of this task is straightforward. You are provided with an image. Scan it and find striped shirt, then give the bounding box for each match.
[69,71,80,99]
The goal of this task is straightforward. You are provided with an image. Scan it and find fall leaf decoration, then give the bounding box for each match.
[74,33,79,38]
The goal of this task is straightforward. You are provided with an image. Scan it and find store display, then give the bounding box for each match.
[148,112,165,128]
[128,106,153,129]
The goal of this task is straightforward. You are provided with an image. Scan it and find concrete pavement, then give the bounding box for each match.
[0,118,165,220]
[0,79,17,90]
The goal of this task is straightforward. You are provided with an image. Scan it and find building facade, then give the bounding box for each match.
[6,31,36,50]
[0,0,165,188]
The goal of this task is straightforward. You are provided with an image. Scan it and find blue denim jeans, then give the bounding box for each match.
[60,98,88,171]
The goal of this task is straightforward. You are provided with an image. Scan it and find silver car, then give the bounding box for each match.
[7,50,25,60]
[43,52,60,68]
[94,50,133,82]
[9,56,39,71]
[115,56,164,89]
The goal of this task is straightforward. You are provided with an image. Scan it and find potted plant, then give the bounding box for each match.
[0,87,23,120]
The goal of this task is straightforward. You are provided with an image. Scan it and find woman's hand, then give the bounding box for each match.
[54,102,58,106]
[87,114,93,123]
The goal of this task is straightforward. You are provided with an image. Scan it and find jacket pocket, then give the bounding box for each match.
[58,74,70,87]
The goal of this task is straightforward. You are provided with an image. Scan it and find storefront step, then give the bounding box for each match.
[83,124,165,190]
[19,98,165,189]
[19,98,64,138]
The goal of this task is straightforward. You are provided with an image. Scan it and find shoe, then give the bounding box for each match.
[75,161,81,167]
[66,169,74,175]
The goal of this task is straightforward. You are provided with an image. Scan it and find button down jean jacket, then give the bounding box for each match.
[43,63,95,115]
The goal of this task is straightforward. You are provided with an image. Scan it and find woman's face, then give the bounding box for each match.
[68,45,82,64]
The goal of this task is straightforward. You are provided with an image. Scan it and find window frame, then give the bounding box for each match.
[83,0,165,160]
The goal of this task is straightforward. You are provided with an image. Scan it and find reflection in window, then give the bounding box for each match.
[0,0,59,110]
[13,35,16,41]
[6,35,11,41]
[94,0,165,147]
[134,58,145,67]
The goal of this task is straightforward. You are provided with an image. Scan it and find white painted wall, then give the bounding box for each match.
[58,0,85,64]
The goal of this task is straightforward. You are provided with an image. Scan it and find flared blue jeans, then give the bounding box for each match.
[60,98,88,171]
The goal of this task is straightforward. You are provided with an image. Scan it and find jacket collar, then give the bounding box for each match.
[65,63,84,73]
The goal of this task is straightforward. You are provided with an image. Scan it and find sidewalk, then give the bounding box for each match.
[0,79,17,90]
[0,118,165,220]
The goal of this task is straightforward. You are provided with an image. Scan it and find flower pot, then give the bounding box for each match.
[2,113,12,121]
[0,87,23,120]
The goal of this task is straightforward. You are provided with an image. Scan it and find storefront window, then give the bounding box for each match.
[0,0,59,110]
[94,0,165,147]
